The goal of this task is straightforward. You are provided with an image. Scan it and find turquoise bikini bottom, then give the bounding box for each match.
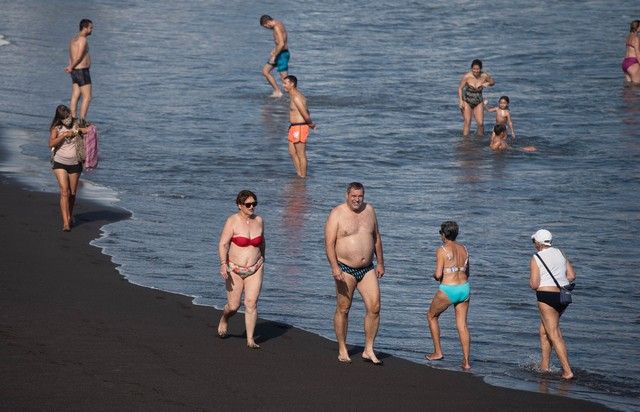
[439,282,470,304]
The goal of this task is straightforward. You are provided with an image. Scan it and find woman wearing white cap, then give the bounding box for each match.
[529,229,576,380]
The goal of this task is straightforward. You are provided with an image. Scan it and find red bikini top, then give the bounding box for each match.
[231,235,263,247]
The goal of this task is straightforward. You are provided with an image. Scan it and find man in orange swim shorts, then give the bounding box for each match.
[283,75,315,178]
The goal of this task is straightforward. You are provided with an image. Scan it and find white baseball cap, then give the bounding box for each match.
[531,229,552,246]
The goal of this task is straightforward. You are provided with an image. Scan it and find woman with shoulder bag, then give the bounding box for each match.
[529,229,577,380]
[48,104,90,232]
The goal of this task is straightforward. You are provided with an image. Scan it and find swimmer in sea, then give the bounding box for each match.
[490,124,536,153]
[260,15,289,97]
[458,59,495,137]
[486,95,515,140]
[489,124,509,152]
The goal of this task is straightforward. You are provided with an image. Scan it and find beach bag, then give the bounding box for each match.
[75,134,86,163]
[535,253,574,305]
[82,124,99,170]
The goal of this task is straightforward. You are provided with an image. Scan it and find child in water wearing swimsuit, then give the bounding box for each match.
[490,124,537,153]
[486,96,515,140]
[489,124,509,151]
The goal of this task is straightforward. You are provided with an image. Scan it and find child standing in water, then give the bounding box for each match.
[486,96,515,140]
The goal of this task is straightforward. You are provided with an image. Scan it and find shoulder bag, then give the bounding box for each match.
[535,253,574,305]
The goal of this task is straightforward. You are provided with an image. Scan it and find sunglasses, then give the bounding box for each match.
[243,201,258,208]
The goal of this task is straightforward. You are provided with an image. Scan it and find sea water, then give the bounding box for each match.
[0,1,639,410]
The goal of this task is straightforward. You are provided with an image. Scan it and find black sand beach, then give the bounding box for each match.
[0,172,609,410]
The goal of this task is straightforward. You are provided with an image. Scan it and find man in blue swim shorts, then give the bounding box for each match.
[260,15,289,97]
[325,182,386,365]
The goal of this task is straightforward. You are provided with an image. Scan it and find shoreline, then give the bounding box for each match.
[0,171,609,410]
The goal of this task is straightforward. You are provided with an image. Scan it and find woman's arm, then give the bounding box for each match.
[218,216,235,279]
[529,256,540,290]
[562,251,576,282]
[458,74,467,109]
[466,254,470,278]
[434,248,444,281]
[258,217,266,259]
[48,127,75,148]
[483,72,495,87]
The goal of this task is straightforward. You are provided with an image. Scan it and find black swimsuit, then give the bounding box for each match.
[463,84,483,108]
[70,68,91,86]
[536,291,568,314]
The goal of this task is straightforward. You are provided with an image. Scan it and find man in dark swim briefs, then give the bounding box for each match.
[325,182,385,365]
[64,19,93,122]
[260,15,289,97]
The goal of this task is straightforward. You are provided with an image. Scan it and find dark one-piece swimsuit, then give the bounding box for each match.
[463,84,483,108]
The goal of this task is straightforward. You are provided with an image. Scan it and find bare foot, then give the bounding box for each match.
[217,317,228,338]
[338,355,352,364]
[62,225,71,232]
[425,353,444,361]
[462,363,471,371]
[247,342,261,349]
[362,352,383,365]
[270,90,283,98]
[561,372,574,380]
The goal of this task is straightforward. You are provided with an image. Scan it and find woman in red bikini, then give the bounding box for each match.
[217,190,265,349]
[622,20,640,84]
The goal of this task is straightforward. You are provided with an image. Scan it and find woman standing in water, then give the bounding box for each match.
[48,104,89,232]
[426,221,471,370]
[217,190,265,349]
[529,229,576,380]
[458,59,494,137]
[622,20,640,84]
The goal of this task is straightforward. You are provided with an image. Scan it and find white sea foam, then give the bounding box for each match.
[0,35,10,46]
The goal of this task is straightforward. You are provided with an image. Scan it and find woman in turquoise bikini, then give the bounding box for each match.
[426,221,471,370]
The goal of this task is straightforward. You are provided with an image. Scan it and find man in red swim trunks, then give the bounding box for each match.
[64,19,93,122]
[283,75,315,178]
